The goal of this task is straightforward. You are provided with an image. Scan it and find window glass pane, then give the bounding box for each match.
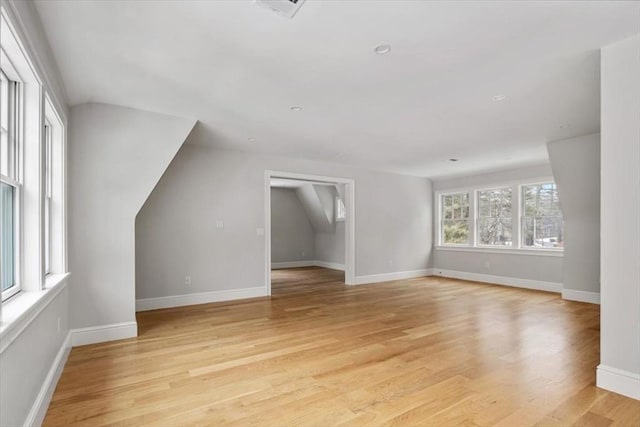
[1,181,15,292]
[522,183,563,248]
[477,188,512,246]
[443,195,452,219]
[441,192,469,245]
[443,219,469,244]
[478,218,512,246]
[1,71,8,177]
[0,128,8,177]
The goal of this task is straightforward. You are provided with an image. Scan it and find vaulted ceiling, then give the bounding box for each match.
[34,1,639,178]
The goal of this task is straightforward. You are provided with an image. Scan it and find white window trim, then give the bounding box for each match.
[1,55,23,302]
[0,5,69,343]
[435,176,563,256]
[476,186,514,248]
[437,190,472,247]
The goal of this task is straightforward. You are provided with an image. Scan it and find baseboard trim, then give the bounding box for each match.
[313,260,345,271]
[271,260,316,269]
[353,269,433,285]
[562,289,600,304]
[271,260,345,271]
[597,364,640,400]
[71,322,138,347]
[136,287,268,312]
[433,269,562,293]
[24,331,72,427]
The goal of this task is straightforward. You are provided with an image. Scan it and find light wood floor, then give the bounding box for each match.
[44,267,639,426]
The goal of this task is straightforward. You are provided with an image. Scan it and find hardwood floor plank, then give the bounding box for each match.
[43,267,639,426]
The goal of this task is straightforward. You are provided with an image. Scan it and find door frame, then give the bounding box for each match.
[265,170,356,295]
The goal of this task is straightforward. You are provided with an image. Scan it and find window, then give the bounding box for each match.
[1,67,20,300]
[44,121,52,274]
[522,183,563,249]
[436,179,563,253]
[477,187,512,246]
[335,195,345,221]
[440,192,469,245]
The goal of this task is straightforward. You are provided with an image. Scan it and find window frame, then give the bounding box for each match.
[44,119,52,275]
[475,186,514,248]
[0,57,23,302]
[438,191,471,247]
[435,177,563,255]
[519,181,564,251]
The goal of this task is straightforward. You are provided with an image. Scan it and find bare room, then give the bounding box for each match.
[1,1,639,426]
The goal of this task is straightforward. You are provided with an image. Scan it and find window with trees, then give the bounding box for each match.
[440,192,470,245]
[436,180,563,252]
[522,183,563,249]
[477,187,512,246]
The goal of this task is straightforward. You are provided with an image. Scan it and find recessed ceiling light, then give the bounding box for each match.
[374,44,391,55]
[290,106,302,111]
[248,137,256,142]
[492,94,507,102]
[449,158,459,162]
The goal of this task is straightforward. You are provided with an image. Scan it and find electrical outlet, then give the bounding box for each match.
[216,220,224,229]
[301,251,306,256]
[185,276,191,286]
[57,316,61,333]
[484,261,491,270]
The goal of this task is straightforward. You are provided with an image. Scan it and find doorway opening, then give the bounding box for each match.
[265,171,355,295]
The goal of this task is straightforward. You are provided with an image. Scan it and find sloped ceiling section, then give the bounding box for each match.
[295,184,338,234]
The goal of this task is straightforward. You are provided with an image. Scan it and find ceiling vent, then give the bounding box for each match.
[255,0,306,19]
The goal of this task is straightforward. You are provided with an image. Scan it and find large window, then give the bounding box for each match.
[477,187,512,246]
[1,67,20,300]
[440,192,470,245]
[437,180,563,252]
[522,183,563,249]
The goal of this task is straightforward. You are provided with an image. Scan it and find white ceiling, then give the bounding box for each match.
[34,1,639,178]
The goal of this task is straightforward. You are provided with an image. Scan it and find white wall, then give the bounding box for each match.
[547,133,601,301]
[136,143,432,301]
[0,286,69,427]
[69,103,195,331]
[270,187,315,263]
[432,164,564,287]
[598,34,640,400]
[315,221,345,265]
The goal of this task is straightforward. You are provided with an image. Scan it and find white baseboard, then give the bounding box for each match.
[271,260,345,271]
[24,331,72,427]
[271,260,316,269]
[433,269,561,293]
[136,287,267,312]
[71,322,138,347]
[313,260,345,271]
[562,289,600,304]
[597,365,640,400]
[353,269,433,285]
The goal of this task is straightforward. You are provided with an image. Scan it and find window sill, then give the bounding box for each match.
[0,272,70,354]
[434,246,563,257]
